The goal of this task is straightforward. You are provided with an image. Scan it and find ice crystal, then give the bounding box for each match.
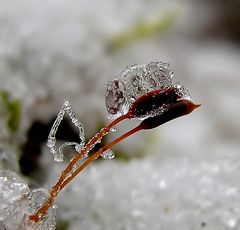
[47,100,85,162]
[101,149,115,160]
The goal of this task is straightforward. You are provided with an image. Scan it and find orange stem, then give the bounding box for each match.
[60,124,142,190]
[29,114,128,222]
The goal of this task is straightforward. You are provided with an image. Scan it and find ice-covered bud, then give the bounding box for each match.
[106,62,174,119]
[140,99,201,130]
[105,61,195,121]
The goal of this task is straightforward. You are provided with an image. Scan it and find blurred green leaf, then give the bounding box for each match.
[0,91,21,133]
[108,11,177,52]
[56,219,69,230]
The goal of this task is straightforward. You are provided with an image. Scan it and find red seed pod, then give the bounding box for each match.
[127,87,180,119]
[105,62,174,120]
[140,100,201,130]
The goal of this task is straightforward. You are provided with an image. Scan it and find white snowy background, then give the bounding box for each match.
[0,0,240,229]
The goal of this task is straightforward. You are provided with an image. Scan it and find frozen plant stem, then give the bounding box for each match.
[60,125,143,190]
[61,99,200,190]
[29,97,199,223]
[29,114,128,223]
[29,62,200,223]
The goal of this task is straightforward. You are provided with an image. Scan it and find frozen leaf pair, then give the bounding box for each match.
[29,61,200,223]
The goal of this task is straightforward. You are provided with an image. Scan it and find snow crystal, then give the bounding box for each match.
[56,154,240,230]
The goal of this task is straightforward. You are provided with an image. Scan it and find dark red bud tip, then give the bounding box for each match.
[140,100,200,130]
[193,103,201,110]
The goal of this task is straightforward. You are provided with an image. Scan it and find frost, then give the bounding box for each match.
[57,154,240,230]
[0,170,57,230]
[0,170,30,229]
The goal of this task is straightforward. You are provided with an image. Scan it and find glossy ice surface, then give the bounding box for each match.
[105,62,191,120]
[0,170,57,230]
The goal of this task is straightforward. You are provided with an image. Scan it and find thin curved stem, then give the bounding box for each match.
[29,114,128,222]
[60,124,142,190]
[52,114,128,193]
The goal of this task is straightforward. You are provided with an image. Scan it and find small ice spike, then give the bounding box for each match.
[30,61,200,223]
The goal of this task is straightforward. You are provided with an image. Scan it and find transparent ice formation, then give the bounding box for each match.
[105,61,191,120]
[0,170,57,230]
[101,149,115,160]
[23,189,57,230]
[47,100,85,162]
[0,170,30,229]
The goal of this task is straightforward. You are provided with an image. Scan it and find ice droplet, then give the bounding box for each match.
[101,149,115,160]
[110,126,116,132]
[105,61,174,120]
[105,80,127,119]
[75,142,85,154]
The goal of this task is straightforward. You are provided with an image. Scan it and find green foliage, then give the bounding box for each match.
[56,220,69,230]
[108,11,177,52]
[0,91,21,133]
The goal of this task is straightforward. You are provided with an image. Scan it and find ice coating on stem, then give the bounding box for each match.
[105,61,191,120]
[47,100,85,162]
[24,189,57,230]
[101,149,115,160]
